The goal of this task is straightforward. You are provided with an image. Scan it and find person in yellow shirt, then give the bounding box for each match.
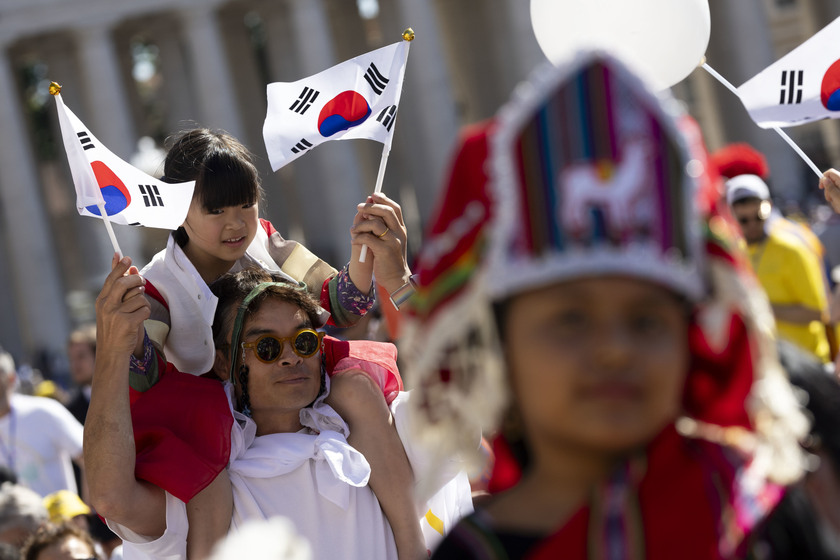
[727,174,830,362]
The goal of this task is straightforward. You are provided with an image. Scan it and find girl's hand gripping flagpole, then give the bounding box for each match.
[701,63,822,178]
[360,28,414,264]
[50,82,123,257]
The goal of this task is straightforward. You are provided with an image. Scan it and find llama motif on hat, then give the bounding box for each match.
[561,139,653,236]
[487,53,705,302]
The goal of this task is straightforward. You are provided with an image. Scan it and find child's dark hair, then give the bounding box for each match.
[163,128,263,247]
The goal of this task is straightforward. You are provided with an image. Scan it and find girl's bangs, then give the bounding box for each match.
[196,151,262,211]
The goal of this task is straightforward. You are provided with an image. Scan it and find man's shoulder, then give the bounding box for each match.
[766,228,816,257]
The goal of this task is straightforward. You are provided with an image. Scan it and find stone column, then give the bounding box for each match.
[146,17,194,136]
[706,1,802,199]
[179,4,246,140]
[0,47,70,363]
[500,0,548,78]
[383,0,460,222]
[74,19,143,276]
[799,0,840,169]
[75,21,136,159]
[684,70,727,151]
[285,0,366,263]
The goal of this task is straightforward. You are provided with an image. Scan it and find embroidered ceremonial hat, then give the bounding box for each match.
[485,53,705,303]
[401,52,808,490]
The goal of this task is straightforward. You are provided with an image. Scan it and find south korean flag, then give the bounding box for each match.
[54,92,195,229]
[263,40,409,171]
[737,15,840,128]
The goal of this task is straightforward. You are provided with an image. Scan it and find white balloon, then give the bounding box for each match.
[530,0,710,90]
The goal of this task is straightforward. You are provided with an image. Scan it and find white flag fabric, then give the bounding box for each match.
[263,41,409,171]
[54,93,194,229]
[737,16,840,128]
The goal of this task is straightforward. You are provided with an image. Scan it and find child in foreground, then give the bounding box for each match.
[400,53,809,559]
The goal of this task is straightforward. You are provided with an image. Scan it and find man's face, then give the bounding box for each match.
[235,298,322,433]
[67,342,95,387]
[731,198,771,244]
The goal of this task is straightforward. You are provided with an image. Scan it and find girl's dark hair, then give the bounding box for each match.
[163,129,263,247]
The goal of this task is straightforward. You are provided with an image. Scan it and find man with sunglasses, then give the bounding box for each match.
[726,173,832,363]
[84,258,470,560]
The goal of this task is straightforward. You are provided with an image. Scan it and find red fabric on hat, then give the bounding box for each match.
[409,121,495,321]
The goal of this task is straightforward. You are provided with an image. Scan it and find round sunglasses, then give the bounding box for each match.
[241,328,325,362]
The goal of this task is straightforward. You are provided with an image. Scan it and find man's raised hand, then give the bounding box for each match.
[95,254,150,357]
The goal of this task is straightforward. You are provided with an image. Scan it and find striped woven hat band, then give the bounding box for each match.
[487,53,705,302]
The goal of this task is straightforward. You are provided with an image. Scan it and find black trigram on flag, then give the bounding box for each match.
[290,87,320,115]
[139,184,164,207]
[78,131,95,150]
[376,105,397,132]
[364,63,389,95]
[291,138,313,154]
[780,70,804,105]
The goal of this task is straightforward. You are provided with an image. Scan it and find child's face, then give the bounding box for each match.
[504,276,689,457]
[182,199,259,264]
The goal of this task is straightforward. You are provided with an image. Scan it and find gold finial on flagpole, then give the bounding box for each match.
[49,82,62,96]
[402,28,415,42]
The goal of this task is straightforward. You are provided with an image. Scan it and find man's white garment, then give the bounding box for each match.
[0,394,84,496]
[110,386,472,559]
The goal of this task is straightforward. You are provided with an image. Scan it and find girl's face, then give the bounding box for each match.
[182,198,259,265]
[504,276,690,457]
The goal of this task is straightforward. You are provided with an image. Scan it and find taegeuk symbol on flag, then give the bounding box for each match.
[737,16,840,128]
[53,91,195,229]
[263,40,409,171]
